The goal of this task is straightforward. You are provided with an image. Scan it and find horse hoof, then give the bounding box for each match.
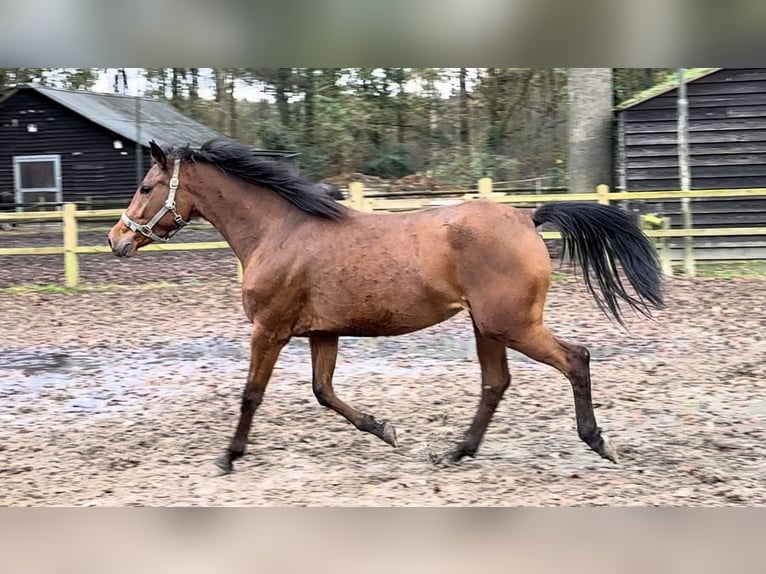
[599,435,618,464]
[214,454,234,475]
[449,445,474,463]
[381,420,398,448]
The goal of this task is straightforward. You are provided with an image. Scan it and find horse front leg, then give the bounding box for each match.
[310,333,398,448]
[215,324,289,474]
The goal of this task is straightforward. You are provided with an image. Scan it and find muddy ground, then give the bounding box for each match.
[0,227,764,506]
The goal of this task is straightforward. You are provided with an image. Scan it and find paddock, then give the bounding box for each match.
[0,244,763,506]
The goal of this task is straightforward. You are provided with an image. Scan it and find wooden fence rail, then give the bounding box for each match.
[1,179,765,287]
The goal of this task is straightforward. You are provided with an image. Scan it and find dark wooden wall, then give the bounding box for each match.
[618,68,766,191]
[0,89,150,209]
[618,69,766,260]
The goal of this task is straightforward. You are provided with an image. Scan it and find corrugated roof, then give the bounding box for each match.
[13,84,228,147]
[615,68,722,111]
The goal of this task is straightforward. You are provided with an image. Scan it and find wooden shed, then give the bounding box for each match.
[0,84,292,211]
[616,68,766,259]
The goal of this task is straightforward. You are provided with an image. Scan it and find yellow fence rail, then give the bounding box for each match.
[1,180,765,286]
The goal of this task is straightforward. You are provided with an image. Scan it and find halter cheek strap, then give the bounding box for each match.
[121,159,190,243]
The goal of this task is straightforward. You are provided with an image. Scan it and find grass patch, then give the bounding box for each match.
[0,280,207,295]
[0,284,78,294]
[0,222,216,235]
[77,223,215,233]
[693,261,766,278]
[551,271,572,282]
[549,261,766,282]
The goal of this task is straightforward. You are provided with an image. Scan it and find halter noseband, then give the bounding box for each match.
[120,159,189,242]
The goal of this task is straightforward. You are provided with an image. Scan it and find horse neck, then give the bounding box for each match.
[185,165,303,265]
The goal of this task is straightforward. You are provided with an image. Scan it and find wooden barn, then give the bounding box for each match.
[616,68,766,260]
[0,84,291,211]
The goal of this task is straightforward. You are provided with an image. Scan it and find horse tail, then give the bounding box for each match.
[533,201,665,325]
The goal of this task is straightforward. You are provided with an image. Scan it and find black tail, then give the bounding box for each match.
[533,201,664,325]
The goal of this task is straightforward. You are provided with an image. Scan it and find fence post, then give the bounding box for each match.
[660,217,673,277]
[63,203,79,288]
[681,197,696,277]
[535,177,542,208]
[349,182,365,211]
[596,184,610,205]
[38,196,46,231]
[478,177,493,199]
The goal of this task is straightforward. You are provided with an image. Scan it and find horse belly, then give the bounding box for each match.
[342,302,463,336]
[308,281,465,337]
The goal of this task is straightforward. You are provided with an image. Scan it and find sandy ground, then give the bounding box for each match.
[0,235,763,505]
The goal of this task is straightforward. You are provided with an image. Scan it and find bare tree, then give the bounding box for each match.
[567,68,613,193]
[459,68,470,151]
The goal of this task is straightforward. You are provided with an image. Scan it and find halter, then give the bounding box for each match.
[120,159,190,242]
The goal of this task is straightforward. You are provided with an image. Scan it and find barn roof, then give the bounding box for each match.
[615,68,722,111]
[1,84,295,158]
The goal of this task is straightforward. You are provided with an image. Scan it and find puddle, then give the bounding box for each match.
[0,350,71,373]
[0,346,233,421]
[0,334,657,422]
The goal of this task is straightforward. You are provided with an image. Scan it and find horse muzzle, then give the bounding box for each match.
[107,235,135,258]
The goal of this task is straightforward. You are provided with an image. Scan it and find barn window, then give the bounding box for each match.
[113,140,123,150]
[13,155,62,210]
[26,124,38,133]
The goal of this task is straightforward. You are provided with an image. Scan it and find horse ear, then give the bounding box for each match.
[149,140,167,168]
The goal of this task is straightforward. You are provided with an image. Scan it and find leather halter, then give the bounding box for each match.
[120,159,189,242]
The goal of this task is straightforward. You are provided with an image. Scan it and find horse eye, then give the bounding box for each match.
[140,185,152,195]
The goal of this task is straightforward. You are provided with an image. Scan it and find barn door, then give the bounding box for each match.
[13,154,62,211]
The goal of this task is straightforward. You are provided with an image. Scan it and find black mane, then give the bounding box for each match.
[166,139,348,220]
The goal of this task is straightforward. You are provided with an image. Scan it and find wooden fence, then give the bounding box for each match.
[1,179,765,287]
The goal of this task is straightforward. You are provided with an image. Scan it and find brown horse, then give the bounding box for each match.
[108,140,664,474]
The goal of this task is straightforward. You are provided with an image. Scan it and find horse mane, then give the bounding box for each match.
[166,139,348,220]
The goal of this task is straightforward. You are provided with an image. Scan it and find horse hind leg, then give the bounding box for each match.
[451,319,511,461]
[518,323,617,463]
[475,316,618,464]
[310,333,398,448]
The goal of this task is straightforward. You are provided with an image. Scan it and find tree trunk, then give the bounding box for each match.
[214,68,226,132]
[226,71,237,138]
[304,68,316,145]
[113,68,128,95]
[459,68,470,150]
[171,68,182,103]
[275,68,292,128]
[156,68,166,98]
[483,68,500,176]
[424,74,437,170]
[189,68,199,100]
[321,68,341,97]
[395,68,407,145]
[567,68,614,193]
